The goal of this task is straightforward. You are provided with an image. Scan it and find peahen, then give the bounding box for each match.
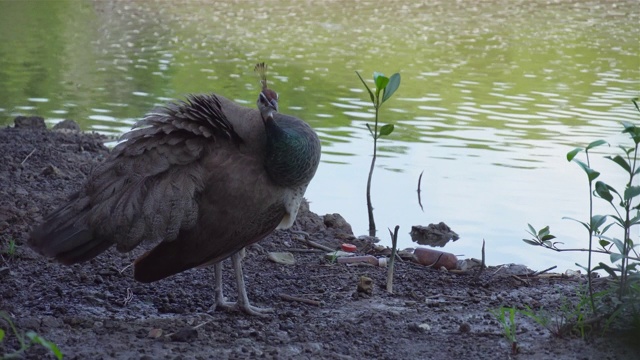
[28,63,321,315]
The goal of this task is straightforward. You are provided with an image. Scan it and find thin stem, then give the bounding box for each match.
[366,97,381,236]
[585,151,596,314]
[620,144,638,295]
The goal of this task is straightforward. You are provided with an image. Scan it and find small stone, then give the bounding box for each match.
[267,252,296,265]
[357,276,373,295]
[459,322,471,333]
[148,328,163,338]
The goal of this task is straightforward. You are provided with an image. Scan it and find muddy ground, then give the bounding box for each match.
[0,119,638,359]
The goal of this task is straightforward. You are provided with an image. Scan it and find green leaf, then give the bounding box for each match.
[563,217,590,231]
[621,120,640,145]
[373,72,389,97]
[522,239,540,246]
[632,98,640,112]
[382,73,401,103]
[594,181,614,202]
[624,186,640,201]
[575,263,589,272]
[537,225,551,238]
[526,223,537,237]
[590,214,607,231]
[0,328,4,342]
[598,239,611,247]
[566,147,582,162]
[610,253,623,263]
[606,155,631,173]
[573,159,600,182]
[601,222,615,234]
[586,139,607,151]
[610,237,625,253]
[379,124,394,137]
[356,71,375,104]
[541,234,556,241]
[595,263,618,278]
[26,332,63,360]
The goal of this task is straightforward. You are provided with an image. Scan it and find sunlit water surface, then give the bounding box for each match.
[1,0,638,272]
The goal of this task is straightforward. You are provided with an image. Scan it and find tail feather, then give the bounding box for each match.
[28,194,112,265]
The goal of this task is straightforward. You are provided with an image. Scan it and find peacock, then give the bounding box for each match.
[28,63,321,315]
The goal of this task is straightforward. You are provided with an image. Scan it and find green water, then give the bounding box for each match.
[1,0,638,271]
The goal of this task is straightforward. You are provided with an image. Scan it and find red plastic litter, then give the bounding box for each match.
[341,243,357,252]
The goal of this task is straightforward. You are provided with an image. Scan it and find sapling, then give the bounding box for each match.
[0,312,63,359]
[356,71,401,236]
[523,98,640,319]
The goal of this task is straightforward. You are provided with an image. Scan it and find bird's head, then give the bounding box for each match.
[257,89,279,122]
[255,62,279,122]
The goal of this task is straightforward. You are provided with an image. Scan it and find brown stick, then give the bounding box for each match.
[279,294,322,306]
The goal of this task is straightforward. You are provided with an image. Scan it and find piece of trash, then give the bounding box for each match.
[267,252,296,265]
[325,250,354,261]
[337,255,387,267]
[341,243,357,252]
[413,247,458,270]
[457,258,483,271]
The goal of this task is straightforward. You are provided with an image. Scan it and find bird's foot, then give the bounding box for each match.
[211,299,272,316]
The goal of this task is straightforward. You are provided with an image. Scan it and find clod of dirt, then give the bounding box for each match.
[13,115,46,129]
[170,327,198,342]
[53,119,81,131]
[357,276,373,295]
[410,222,460,247]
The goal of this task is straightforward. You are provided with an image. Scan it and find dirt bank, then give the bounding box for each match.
[0,119,637,359]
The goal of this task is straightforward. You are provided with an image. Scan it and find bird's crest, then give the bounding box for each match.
[254,62,279,115]
[254,62,269,90]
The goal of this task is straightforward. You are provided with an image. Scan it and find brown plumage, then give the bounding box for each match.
[29,64,321,315]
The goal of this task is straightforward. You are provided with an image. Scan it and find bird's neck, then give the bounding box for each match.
[263,117,315,187]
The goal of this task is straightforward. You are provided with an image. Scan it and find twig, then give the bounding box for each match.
[510,275,529,286]
[121,288,134,306]
[119,263,133,275]
[20,148,36,166]
[473,239,486,281]
[417,170,424,212]
[286,248,325,253]
[279,294,322,306]
[530,265,557,277]
[290,230,335,252]
[386,225,399,293]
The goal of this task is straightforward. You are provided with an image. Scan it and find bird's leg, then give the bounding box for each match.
[211,261,236,311]
[232,248,273,316]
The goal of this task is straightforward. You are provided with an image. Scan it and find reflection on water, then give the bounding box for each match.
[0,0,638,271]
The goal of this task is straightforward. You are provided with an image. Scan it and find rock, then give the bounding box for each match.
[14,116,46,129]
[148,328,163,338]
[410,222,459,247]
[53,119,81,131]
[323,213,353,234]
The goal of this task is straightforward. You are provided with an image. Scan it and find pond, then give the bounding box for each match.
[1,0,638,272]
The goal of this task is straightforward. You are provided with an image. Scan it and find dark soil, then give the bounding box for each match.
[0,120,638,359]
